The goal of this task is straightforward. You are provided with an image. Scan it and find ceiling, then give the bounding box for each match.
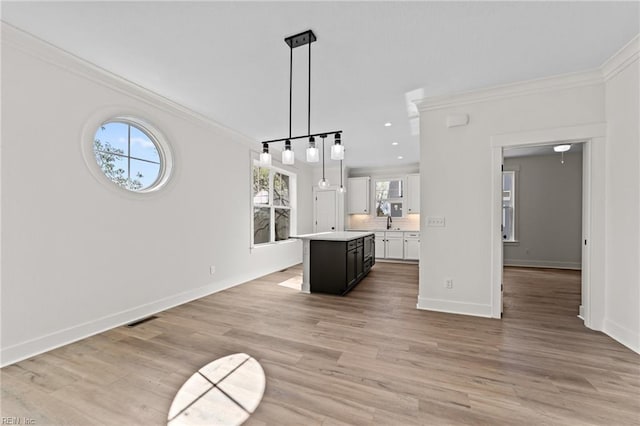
[2,2,638,168]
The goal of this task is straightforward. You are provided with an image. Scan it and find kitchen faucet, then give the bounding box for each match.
[386,215,392,230]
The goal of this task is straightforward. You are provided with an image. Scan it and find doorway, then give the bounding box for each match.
[501,143,584,319]
[490,123,606,328]
[314,188,338,233]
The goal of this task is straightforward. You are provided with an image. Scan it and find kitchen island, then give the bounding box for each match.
[291,232,375,295]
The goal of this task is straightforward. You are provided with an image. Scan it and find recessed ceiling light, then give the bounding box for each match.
[384,122,392,127]
[397,156,403,160]
[391,142,399,146]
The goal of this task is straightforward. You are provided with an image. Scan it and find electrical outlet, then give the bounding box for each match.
[427,216,446,227]
[445,278,453,289]
[210,265,216,275]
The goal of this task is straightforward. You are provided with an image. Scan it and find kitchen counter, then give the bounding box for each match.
[292,231,375,294]
[346,229,420,232]
[291,231,374,241]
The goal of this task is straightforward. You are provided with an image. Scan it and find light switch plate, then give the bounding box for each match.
[427,216,446,227]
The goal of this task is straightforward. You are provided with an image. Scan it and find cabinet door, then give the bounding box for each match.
[407,174,420,214]
[347,249,357,287]
[356,245,364,279]
[375,239,385,258]
[404,239,420,260]
[347,177,370,214]
[386,237,404,259]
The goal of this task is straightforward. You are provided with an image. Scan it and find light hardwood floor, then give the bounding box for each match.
[2,264,639,425]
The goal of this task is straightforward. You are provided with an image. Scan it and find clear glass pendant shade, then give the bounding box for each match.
[282,149,295,165]
[331,143,344,160]
[259,152,272,166]
[318,178,330,189]
[306,146,319,162]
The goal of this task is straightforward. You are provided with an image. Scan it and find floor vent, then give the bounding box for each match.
[127,315,158,327]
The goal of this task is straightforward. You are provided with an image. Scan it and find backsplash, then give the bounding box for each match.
[348,214,420,231]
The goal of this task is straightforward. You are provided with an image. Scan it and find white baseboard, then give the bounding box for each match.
[503,259,582,270]
[416,297,493,318]
[578,305,585,320]
[603,318,640,354]
[0,262,299,367]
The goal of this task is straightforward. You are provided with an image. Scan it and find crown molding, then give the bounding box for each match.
[415,69,603,112]
[601,34,640,82]
[0,21,255,148]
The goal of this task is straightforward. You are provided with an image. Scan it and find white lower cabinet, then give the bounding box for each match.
[404,232,420,260]
[375,231,420,261]
[385,232,404,259]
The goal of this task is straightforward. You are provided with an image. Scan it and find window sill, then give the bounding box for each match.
[251,238,299,251]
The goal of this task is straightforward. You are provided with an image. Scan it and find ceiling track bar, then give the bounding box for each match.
[262,130,343,145]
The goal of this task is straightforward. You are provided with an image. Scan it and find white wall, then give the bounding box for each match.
[0,24,313,366]
[504,151,583,269]
[416,34,640,353]
[602,37,640,351]
[417,77,604,318]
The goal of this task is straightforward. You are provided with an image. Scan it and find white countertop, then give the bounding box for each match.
[347,229,420,232]
[291,231,375,241]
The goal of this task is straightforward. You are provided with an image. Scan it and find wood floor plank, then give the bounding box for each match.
[1,264,639,425]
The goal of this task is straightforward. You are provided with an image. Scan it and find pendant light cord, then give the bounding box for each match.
[322,136,326,180]
[289,45,293,139]
[308,39,311,136]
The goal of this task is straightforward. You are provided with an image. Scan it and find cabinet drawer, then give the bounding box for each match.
[364,258,372,272]
[386,231,403,239]
[356,238,364,247]
[405,232,420,239]
[347,240,357,250]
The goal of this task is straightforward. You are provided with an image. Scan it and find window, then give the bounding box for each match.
[252,163,295,245]
[375,178,404,217]
[502,171,516,241]
[93,118,169,192]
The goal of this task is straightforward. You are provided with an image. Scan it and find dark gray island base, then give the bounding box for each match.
[292,232,375,295]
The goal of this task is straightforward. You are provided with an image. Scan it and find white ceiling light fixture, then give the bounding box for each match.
[397,156,404,160]
[384,122,392,127]
[391,142,399,146]
[554,144,571,164]
[260,29,343,181]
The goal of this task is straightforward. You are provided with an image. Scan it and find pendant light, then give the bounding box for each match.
[318,134,330,189]
[306,137,319,162]
[259,142,271,166]
[259,30,343,179]
[282,140,294,165]
[331,133,344,160]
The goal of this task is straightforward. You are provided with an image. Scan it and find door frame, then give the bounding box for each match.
[313,186,343,233]
[490,123,606,330]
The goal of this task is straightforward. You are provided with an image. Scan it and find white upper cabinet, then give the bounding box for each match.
[347,177,370,214]
[407,173,420,214]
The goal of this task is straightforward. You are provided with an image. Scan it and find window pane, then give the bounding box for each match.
[389,180,403,198]
[375,181,389,200]
[253,167,270,205]
[254,207,271,244]
[376,200,390,217]
[502,172,515,241]
[94,150,129,186]
[273,173,289,207]
[95,122,128,155]
[130,159,160,190]
[390,202,403,217]
[130,125,160,163]
[275,208,290,241]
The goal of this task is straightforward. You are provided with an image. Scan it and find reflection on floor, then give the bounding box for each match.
[168,353,265,425]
